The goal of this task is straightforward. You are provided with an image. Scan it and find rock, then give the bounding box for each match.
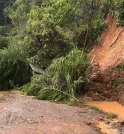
[118,90,124,106]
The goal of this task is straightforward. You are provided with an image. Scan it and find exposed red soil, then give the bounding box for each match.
[87,14,124,103]
[86,67,124,101]
[90,14,124,71]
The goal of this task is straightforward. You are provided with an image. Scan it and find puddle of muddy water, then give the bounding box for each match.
[85,101,124,120]
[85,101,124,134]
[97,122,115,134]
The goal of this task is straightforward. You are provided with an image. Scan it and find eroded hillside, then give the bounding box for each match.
[87,14,124,103]
[90,14,124,71]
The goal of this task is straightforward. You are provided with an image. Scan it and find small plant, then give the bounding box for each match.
[111,78,124,92]
[83,104,118,120]
[0,46,31,90]
[106,113,118,120]
[83,104,103,113]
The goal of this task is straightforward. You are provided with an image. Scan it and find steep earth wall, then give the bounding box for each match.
[87,14,124,104]
[90,14,124,71]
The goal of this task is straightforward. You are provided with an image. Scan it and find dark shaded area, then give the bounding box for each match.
[0,0,11,25]
[0,59,32,90]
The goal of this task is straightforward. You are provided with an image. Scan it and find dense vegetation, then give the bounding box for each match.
[0,0,124,100]
[23,49,89,101]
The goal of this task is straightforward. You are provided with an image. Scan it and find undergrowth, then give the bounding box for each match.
[23,49,90,101]
[0,46,31,90]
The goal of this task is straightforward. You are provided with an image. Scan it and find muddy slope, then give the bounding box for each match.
[0,92,102,134]
[87,14,124,103]
[90,14,124,71]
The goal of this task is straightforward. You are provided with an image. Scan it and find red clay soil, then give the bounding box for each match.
[86,14,124,102]
[90,14,124,71]
[0,92,102,134]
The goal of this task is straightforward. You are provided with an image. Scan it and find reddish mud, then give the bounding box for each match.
[90,14,124,71]
[87,14,124,104]
[85,101,124,134]
[86,101,124,119]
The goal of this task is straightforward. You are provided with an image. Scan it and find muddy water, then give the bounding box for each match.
[97,122,115,134]
[86,101,124,134]
[86,101,124,119]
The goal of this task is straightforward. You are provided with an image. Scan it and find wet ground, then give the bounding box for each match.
[0,91,124,134]
[86,101,124,134]
[0,91,102,134]
[86,101,124,119]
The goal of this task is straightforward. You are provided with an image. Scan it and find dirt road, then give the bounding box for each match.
[0,91,102,134]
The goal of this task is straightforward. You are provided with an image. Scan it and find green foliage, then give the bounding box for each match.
[0,36,9,49]
[116,1,124,26]
[23,49,89,101]
[0,25,12,49]
[0,46,31,90]
[3,0,110,69]
[107,113,118,120]
[4,0,73,68]
[27,16,71,67]
[1,0,122,96]
[107,0,124,26]
[0,25,11,36]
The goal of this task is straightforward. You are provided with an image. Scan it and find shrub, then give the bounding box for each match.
[0,36,9,49]
[23,49,89,101]
[0,46,31,90]
[0,25,11,49]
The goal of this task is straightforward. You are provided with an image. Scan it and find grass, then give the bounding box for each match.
[106,113,118,120]
[83,104,104,112]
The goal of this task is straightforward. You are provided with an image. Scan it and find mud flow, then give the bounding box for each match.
[86,101,124,134]
[90,14,124,71]
[86,101,124,119]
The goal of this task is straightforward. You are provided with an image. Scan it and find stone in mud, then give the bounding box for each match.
[118,90,124,106]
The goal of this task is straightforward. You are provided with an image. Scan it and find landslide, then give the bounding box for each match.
[86,14,124,104]
[90,14,124,70]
